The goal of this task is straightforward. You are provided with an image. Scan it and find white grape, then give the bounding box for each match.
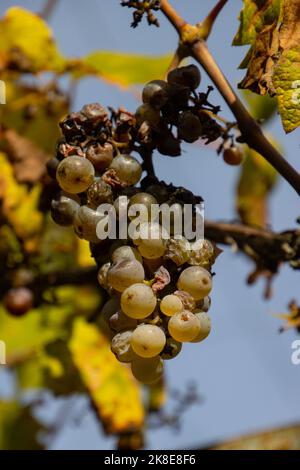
[107,259,145,292]
[110,154,142,186]
[111,330,135,363]
[121,283,157,319]
[131,356,163,384]
[196,296,211,312]
[133,222,166,259]
[131,324,166,358]
[109,310,138,332]
[177,266,212,300]
[191,311,211,343]
[168,310,200,342]
[160,294,183,317]
[56,156,95,194]
[111,245,143,265]
[74,205,106,243]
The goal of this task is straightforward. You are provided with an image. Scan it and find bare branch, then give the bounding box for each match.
[40,0,59,20]
[200,0,228,40]
[159,1,300,196]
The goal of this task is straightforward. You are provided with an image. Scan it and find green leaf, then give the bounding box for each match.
[236,145,278,228]
[233,0,300,133]
[70,51,172,87]
[0,7,65,73]
[0,401,45,450]
[241,89,277,122]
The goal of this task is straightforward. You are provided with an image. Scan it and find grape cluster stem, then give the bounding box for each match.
[159,0,300,196]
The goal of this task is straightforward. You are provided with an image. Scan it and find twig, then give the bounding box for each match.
[159,0,300,196]
[40,0,59,20]
[200,0,228,40]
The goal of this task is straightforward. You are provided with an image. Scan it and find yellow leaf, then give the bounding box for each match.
[77,239,95,268]
[236,145,278,228]
[0,152,43,239]
[70,51,172,88]
[69,318,144,434]
[0,7,65,73]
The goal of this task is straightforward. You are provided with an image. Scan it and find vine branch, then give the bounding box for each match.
[159,0,300,196]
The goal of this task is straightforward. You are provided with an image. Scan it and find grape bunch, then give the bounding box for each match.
[48,65,221,384]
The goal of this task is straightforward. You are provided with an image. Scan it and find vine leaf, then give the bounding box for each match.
[0,7,65,73]
[69,318,145,434]
[236,145,278,228]
[70,51,172,87]
[0,152,43,240]
[233,0,300,133]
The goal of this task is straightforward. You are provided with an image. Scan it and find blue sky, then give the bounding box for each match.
[0,0,300,450]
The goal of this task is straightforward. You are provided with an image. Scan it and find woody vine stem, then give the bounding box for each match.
[160,0,300,196]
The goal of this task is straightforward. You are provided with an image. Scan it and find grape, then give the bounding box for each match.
[156,129,181,157]
[174,291,196,312]
[87,179,113,209]
[223,146,243,166]
[111,245,143,264]
[142,80,169,109]
[133,222,166,259]
[196,296,211,312]
[100,296,120,324]
[160,294,183,317]
[131,356,163,384]
[135,104,161,127]
[167,64,201,90]
[191,311,211,343]
[178,111,203,143]
[4,287,34,317]
[109,310,138,332]
[109,155,142,186]
[161,337,182,360]
[189,239,217,270]
[168,310,200,342]
[97,262,111,291]
[86,142,113,172]
[114,195,129,219]
[131,324,166,358]
[107,259,145,292]
[46,157,60,179]
[121,283,157,319]
[74,205,105,243]
[177,266,212,300]
[81,103,107,121]
[111,330,135,363]
[56,156,95,194]
[128,192,158,221]
[165,237,190,266]
[51,193,80,226]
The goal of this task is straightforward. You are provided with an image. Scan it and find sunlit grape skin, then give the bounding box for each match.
[121,283,157,319]
[74,205,104,243]
[160,294,183,317]
[177,266,212,300]
[107,259,145,293]
[111,245,143,265]
[56,156,95,193]
[131,324,166,358]
[131,356,164,384]
[109,154,142,186]
[168,310,201,342]
[111,330,135,363]
[191,311,211,343]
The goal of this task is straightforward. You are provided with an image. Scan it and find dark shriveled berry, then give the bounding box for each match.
[86,142,114,173]
[142,80,169,109]
[46,157,60,179]
[167,64,201,90]
[4,287,34,317]
[178,111,203,143]
[87,180,114,209]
